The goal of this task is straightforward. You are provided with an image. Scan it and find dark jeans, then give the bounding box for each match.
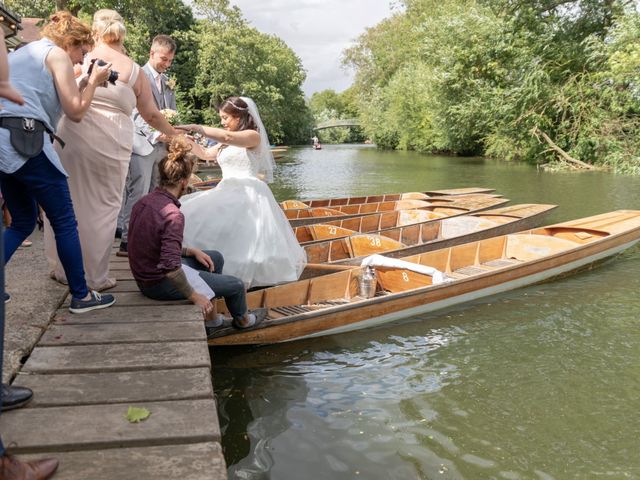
[0,152,89,300]
[137,250,248,320]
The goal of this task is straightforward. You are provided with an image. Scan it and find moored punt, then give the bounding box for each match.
[287,195,509,227]
[208,210,640,346]
[280,187,495,209]
[272,146,289,159]
[294,209,448,243]
[301,204,557,272]
[191,178,221,191]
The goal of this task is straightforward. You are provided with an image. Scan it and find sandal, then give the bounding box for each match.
[231,308,267,330]
[20,239,32,247]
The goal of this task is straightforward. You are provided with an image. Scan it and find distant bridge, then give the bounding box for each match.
[314,118,361,131]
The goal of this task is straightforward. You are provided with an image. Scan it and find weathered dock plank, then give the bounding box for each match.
[104,279,140,292]
[0,399,220,453]
[53,304,202,325]
[20,443,226,480]
[3,252,227,479]
[13,368,214,407]
[40,321,204,345]
[114,270,135,280]
[24,341,210,374]
[61,291,189,307]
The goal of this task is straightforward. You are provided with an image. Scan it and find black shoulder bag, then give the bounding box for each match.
[0,117,65,158]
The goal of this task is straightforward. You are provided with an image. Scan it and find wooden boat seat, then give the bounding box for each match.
[347,234,406,257]
[308,224,357,241]
[480,258,523,269]
[400,192,430,200]
[394,199,434,210]
[281,200,309,209]
[376,268,433,293]
[439,216,498,239]
[396,209,447,226]
[505,234,579,262]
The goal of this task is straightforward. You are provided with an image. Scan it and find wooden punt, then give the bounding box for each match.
[280,187,495,210]
[208,210,640,346]
[190,178,221,191]
[287,195,509,227]
[301,204,557,274]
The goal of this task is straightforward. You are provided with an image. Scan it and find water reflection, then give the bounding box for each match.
[215,145,640,479]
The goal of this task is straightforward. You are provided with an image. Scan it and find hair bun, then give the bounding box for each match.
[168,136,192,162]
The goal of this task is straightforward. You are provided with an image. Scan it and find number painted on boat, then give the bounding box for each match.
[329,226,337,235]
[402,272,410,282]
[368,236,382,247]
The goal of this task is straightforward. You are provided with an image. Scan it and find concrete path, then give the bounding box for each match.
[1,239,227,479]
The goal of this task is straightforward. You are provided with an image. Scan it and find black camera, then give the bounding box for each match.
[87,58,119,85]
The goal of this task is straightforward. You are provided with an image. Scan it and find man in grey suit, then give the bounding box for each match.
[117,34,177,256]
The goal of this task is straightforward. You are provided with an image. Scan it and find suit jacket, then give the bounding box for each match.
[131,63,177,156]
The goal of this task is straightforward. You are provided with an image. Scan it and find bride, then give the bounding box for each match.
[177,96,306,288]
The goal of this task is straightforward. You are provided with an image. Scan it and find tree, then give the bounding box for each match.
[343,0,640,170]
[187,0,312,144]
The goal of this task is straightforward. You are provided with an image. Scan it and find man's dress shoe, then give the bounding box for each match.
[1,384,33,411]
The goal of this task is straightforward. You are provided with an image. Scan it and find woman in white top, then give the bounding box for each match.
[177,96,306,288]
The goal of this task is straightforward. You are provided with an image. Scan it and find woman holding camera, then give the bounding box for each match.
[0,11,117,313]
[45,9,179,291]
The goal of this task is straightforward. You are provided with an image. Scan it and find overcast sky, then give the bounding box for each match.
[230,0,395,96]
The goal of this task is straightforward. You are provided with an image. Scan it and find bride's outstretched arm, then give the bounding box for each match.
[177,124,260,149]
[186,138,220,163]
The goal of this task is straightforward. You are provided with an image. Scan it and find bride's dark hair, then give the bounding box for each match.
[159,137,197,187]
[218,96,258,131]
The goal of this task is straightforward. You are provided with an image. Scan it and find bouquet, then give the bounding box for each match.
[160,108,181,126]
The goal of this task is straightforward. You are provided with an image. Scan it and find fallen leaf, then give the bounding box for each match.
[126,406,151,423]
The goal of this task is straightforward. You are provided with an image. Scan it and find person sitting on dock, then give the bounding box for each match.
[127,136,266,331]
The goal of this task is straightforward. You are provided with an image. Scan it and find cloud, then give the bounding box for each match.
[231,0,394,95]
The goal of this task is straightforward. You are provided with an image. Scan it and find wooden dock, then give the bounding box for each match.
[0,252,227,479]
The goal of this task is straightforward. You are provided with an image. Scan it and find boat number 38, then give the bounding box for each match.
[367,236,382,247]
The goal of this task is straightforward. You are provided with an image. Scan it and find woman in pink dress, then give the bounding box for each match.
[45,9,178,291]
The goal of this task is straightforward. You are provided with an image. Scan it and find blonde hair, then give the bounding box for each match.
[40,11,93,51]
[159,137,197,187]
[92,9,126,45]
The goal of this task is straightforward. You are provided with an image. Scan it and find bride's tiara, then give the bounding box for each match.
[230,102,248,111]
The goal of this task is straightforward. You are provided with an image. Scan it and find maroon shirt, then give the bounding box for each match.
[128,188,185,282]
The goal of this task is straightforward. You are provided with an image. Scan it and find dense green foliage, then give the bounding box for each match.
[186,0,312,144]
[308,88,366,144]
[8,0,313,145]
[344,0,640,171]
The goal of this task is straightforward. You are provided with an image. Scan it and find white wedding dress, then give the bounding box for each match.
[181,145,306,288]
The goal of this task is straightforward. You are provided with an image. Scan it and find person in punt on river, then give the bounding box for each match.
[127,136,267,331]
[175,96,306,289]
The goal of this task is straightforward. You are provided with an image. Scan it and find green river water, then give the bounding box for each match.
[211,145,640,480]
